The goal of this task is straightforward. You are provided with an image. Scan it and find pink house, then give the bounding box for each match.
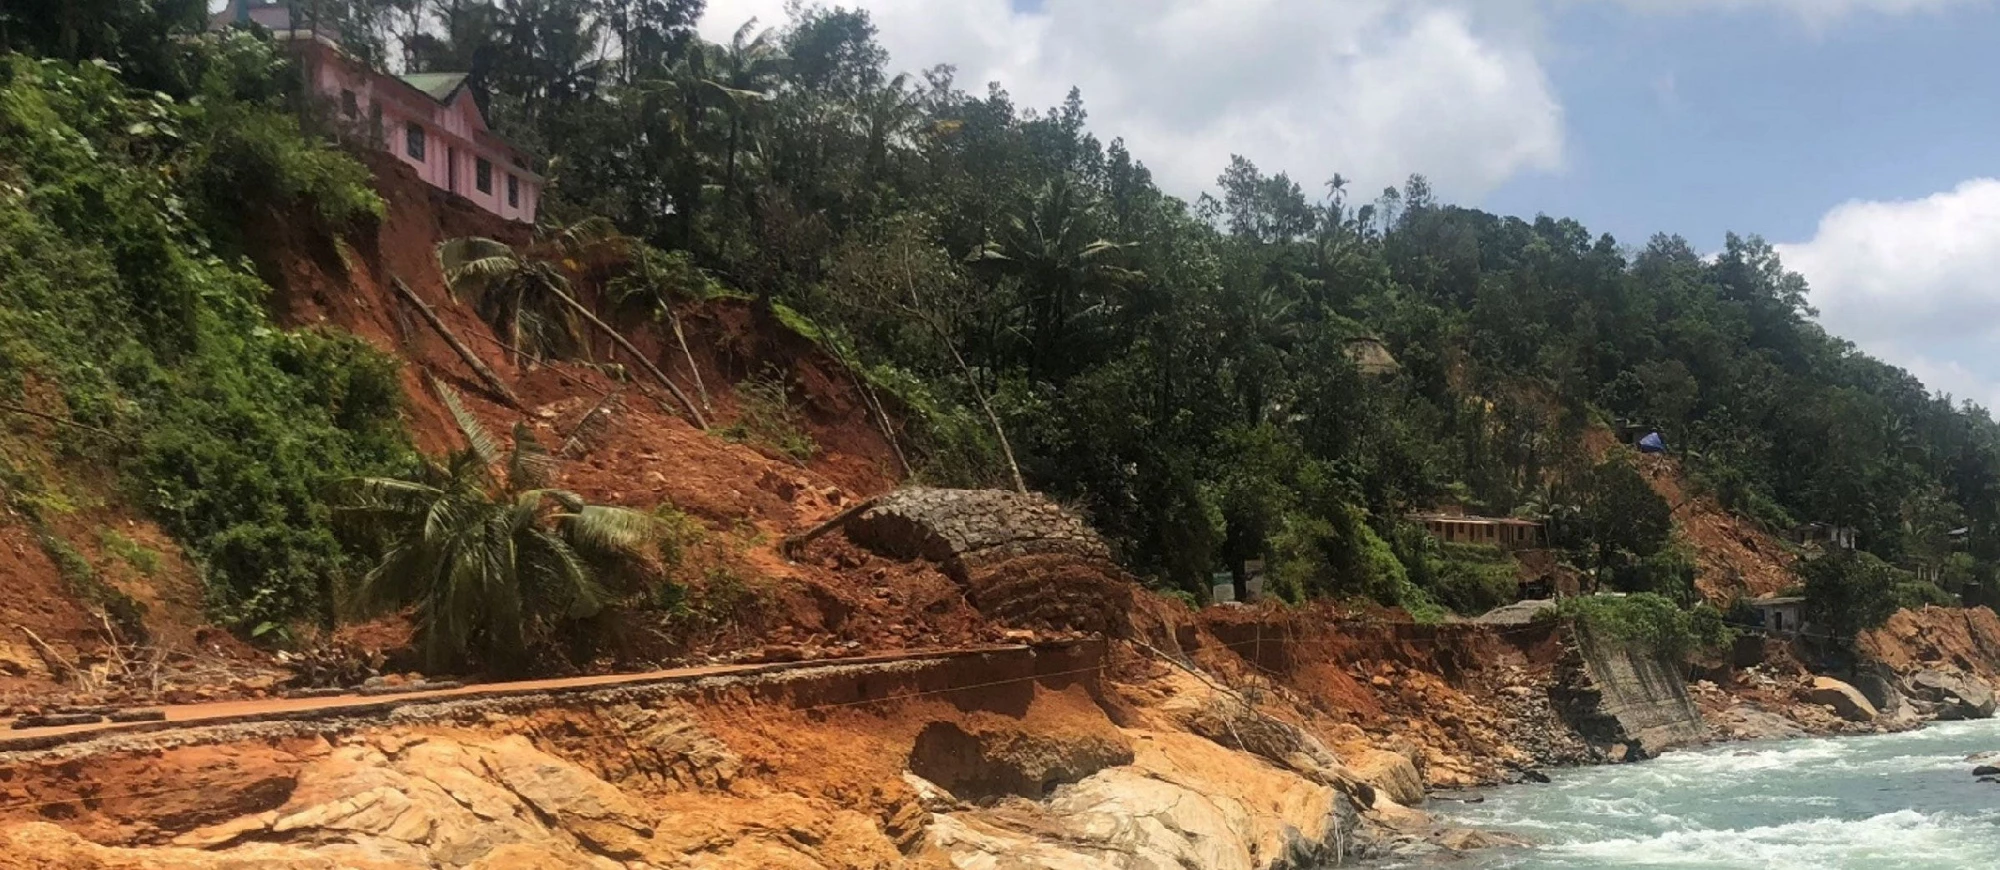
[211,1,543,224]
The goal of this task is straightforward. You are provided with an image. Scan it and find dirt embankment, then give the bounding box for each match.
[0,640,1520,868]
[1862,606,2000,685]
[1584,427,1796,602]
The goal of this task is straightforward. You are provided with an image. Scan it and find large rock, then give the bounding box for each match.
[1849,662,1921,728]
[1345,748,1425,807]
[908,719,1134,801]
[1908,669,1998,720]
[1805,676,1880,722]
[843,487,1112,580]
[924,730,1362,870]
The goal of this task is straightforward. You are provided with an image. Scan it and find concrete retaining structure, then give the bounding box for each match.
[1551,629,1708,759]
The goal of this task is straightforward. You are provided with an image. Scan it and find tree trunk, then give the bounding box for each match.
[667,308,711,410]
[725,117,741,200]
[549,287,709,430]
[819,319,911,478]
[901,254,1025,493]
[932,316,1025,493]
[391,277,523,410]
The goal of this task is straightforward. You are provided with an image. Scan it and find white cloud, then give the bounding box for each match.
[1777,179,2000,407]
[699,0,1565,202]
[1601,0,1986,24]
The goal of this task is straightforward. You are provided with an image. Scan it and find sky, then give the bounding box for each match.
[698,0,2000,410]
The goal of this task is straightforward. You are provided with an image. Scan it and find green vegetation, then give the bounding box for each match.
[1402,538,1522,617]
[0,45,408,632]
[98,527,163,576]
[1554,594,1732,660]
[334,384,658,673]
[720,369,817,461]
[10,1,2000,655]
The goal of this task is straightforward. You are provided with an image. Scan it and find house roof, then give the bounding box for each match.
[1749,596,1805,607]
[1409,513,1542,527]
[397,72,470,103]
[1342,336,1402,375]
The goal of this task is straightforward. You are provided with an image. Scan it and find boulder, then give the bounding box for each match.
[1345,748,1424,807]
[924,730,1362,870]
[907,719,1134,801]
[1436,827,1533,851]
[1805,676,1880,722]
[1908,670,1998,720]
[1973,765,2000,777]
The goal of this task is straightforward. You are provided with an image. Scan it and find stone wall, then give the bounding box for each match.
[841,488,1134,636]
[843,487,1112,582]
[1551,629,1708,759]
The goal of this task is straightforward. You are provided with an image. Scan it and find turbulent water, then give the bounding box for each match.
[1426,719,2000,869]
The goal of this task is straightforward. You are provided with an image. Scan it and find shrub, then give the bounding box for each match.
[0,55,410,632]
[722,368,817,461]
[1553,592,1732,660]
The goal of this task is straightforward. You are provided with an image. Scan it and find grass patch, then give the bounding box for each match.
[97,526,163,576]
[721,369,817,461]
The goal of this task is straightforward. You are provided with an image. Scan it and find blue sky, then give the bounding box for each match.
[698,0,2000,406]
[1488,1,2000,249]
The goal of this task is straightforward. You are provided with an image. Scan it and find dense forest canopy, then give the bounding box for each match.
[4,0,1997,637]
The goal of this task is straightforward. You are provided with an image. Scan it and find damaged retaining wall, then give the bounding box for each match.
[843,488,1136,637]
[1552,629,1708,759]
[843,488,1111,582]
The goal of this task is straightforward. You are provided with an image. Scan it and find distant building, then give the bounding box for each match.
[1410,513,1544,549]
[1342,337,1401,376]
[1789,522,1858,552]
[210,0,542,224]
[1747,595,1805,637]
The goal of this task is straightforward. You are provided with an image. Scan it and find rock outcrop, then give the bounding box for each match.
[908,719,1134,801]
[1907,669,1997,720]
[922,730,1363,870]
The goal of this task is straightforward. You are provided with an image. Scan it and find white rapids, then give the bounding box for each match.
[1424,718,2000,869]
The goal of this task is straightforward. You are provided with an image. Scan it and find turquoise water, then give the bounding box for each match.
[1427,719,2000,869]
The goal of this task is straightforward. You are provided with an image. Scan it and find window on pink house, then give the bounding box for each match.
[507,174,518,208]
[475,157,492,194]
[405,122,425,161]
[341,89,358,118]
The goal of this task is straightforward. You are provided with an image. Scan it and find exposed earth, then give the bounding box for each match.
[2,154,1998,869]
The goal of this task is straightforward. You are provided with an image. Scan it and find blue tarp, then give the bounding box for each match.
[1637,431,1667,453]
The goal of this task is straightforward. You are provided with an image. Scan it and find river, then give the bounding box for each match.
[1425,718,2000,869]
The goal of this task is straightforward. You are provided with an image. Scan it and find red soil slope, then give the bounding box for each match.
[1584,427,1795,602]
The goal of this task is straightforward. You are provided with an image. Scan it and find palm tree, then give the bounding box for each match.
[703,20,787,200]
[972,177,1140,380]
[439,234,585,366]
[439,222,709,428]
[335,382,657,674]
[856,73,917,182]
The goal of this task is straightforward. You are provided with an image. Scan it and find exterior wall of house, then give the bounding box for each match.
[295,43,540,224]
[1761,604,1802,634]
[1418,517,1543,548]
